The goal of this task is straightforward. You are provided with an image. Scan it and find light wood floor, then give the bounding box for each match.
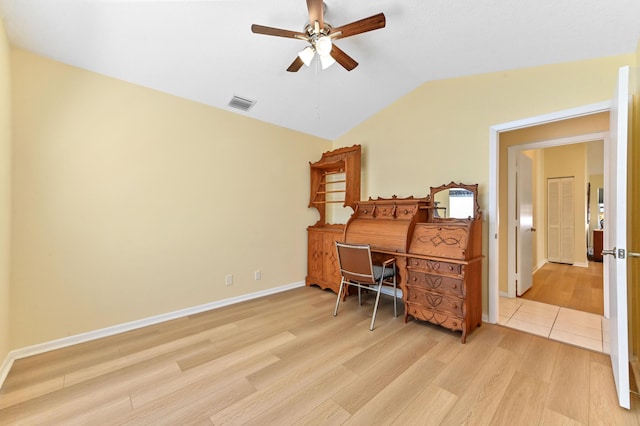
[521,261,604,315]
[1,285,638,425]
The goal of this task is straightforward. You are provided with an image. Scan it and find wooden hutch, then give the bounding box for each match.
[306,145,361,294]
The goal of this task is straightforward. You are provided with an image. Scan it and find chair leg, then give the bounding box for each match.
[393,275,398,318]
[370,281,384,331]
[334,279,346,317]
[358,286,362,305]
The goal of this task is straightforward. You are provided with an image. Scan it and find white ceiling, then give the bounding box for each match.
[1,0,639,140]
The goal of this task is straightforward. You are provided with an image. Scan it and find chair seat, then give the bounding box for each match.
[373,265,395,281]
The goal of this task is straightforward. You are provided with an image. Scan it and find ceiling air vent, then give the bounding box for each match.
[228,95,256,112]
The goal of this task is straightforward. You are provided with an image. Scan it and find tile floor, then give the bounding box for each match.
[499,296,606,353]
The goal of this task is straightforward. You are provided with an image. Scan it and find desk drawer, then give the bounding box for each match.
[406,303,464,333]
[408,258,463,275]
[406,286,465,317]
[407,271,465,297]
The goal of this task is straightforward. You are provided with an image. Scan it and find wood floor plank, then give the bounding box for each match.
[332,332,438,414]
[539,407,584,425]
[122,378,256,425]
[130,351,280,409]
[489,371,548,425]
[0,375,64,410]
[212,343,365,424]
[438,346,519,425]
[0,286,636,424]
[516,333,561,383]
[430,324,506,396]
[341,352,448,424]
[291,399,350,426]
[545,343,591,423]
[64,323,236,386]
[589,357,640,425]
[176,330,296,371]
[241,365,359,426]
[0,362,181,424]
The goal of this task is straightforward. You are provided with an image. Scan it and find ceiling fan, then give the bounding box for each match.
[251,0,386,72]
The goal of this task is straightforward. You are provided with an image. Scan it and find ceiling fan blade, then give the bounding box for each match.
[306,0,324,30]
[286,56,305,72]
[330,13,386,40]
[330,44,358,71]
[251,24,307,40]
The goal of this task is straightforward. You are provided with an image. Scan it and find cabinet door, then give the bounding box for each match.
[307,230,324,281]
[323,233,343,285]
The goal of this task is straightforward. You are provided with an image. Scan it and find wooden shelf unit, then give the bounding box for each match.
[306,145,361,294]
[308,145,361,226]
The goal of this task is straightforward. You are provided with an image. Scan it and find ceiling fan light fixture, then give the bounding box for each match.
[315,36,332,56]
[298,46,315,66]
[320,53,335,70]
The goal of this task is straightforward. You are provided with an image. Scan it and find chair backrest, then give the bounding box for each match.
[335,242,376,284]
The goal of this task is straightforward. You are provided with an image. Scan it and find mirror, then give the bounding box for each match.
[430,182,480,220]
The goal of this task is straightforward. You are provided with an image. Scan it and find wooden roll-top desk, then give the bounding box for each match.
[339,191,482,343]
[305,146,483,343]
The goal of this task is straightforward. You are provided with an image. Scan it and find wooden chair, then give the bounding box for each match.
[333,242,398,330]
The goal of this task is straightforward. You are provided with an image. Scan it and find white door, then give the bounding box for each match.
[517,152,534,296]
[604,65,630,409]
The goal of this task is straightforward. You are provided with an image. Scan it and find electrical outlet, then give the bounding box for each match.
[225,274,233,286]
[254,270,261,280]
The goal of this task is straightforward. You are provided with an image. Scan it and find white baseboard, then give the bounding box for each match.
[532,260,547,274]
[0,356,13,391]
[0,280,305,389]
[574,261,589,268]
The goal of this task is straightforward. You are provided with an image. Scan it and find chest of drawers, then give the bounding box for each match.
[405,219,483,343]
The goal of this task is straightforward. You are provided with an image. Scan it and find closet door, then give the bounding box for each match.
[547,177,574,264]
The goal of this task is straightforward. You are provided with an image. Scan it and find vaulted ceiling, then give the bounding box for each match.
[1,0,639,140]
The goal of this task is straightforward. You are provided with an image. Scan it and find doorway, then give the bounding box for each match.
[502,135,607,351]
[487,101,612,324]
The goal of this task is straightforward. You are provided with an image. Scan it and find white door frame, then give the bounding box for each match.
[488,101,611,323]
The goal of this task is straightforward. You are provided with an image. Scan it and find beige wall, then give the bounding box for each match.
[334,55,633,311]
[10,49,331,348]
[0,18,11,364]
